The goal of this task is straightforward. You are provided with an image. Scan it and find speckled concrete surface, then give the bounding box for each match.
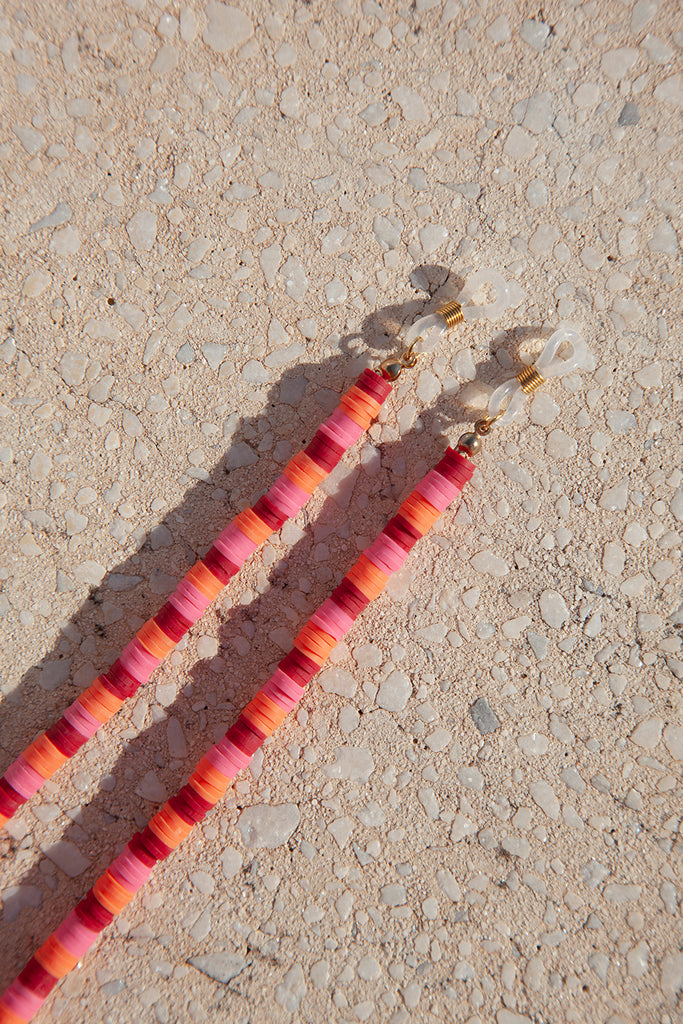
[1,2,682,1022]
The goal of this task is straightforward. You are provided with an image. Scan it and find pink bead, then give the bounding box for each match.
[318,597,355,635]
[119,638,162,683]
[415,470,456,512]
[267,475,309,517]
[214,737,252,771]
[4,756,45,799]
[110,848,152,892]
[311,606,347,642]
[204,744,239,778]
[324,407,363,447]
[1,979,43,1018]
[261,679,297,713]
[365,534,408,574]
[267,668,304,702]
[63,701,101,740]
[168,580,209,622]
[216,522,257,561]
[55,911,100,958]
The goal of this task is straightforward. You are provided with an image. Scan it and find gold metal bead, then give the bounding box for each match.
[379,358,403,381]
[437,300,464,329]
[457,432,481,456]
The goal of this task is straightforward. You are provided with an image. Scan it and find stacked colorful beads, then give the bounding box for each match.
[0,447,474,1024]
[0,370,392,831]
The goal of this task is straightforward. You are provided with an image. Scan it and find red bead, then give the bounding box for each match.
[0,778,25,816]
[139,825,173,861]
[104,660,142,699]
[201,546,236,586]
[154,603,192,643]
[278,649,318,687]
[128,832,158,869]
[169,791,205,826]
[75,892,115,931]
[304,434,343,472]
[45,718,85,758]
[177,783,212,819]
[357,368,392,402]
[383,516,420,552]
[252,496,287,531]
[224,718,264,756]
[331,578,370,618]
[17,958,58,997]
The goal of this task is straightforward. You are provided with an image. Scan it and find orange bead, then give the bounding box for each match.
[188,774,224,804]
[0,1003,27,1023]
[290,452,327,486]
[34,934,79,978]
[77,677,124,724]
[234,508,273,544]
[242,693,288,736]
[149,806,194,849]
[399,493,440,534]
[340,394,372,429]
[193,758,230,793]
[23,733,67,780]
[186,561,224,601]
[346,385,381,419]
[295,622,336,663]
[346,555,388,600]
[137,619,176,659]
[283,460,317,494]
[93,871,134,914]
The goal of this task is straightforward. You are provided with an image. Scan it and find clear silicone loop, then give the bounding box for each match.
[405,313,449,355]
[458,268,511,321]
[486,323,589,426]
[535,323,588,378]
[487,379,525,426]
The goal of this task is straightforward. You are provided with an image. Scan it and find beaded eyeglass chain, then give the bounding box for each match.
[0,274,588,1024]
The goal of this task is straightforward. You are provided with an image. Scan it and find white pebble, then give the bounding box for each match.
[380,884,406,906]
[457,765,484,791]
[319,667,356,697]
[519,19,549,50]
[419,224,448,254]
[602,46,639,81]
[539,589,569,628]
[202,2,253,52]
[136,771,168,803]
[324,278,347,306]
[323,746,374,782]
[629,717,663,749]
[40,840,90,877]
[127,210,157,251]
[634,362,662,388]
[545,429,577,459]
[238,803,300,849]
[518,733,549,756]
[190,870,215,895]
[29,449,52,481]
[167,718,187,759]
[529,780,560,820]
[59,350,88,386]
[377,670,411,712]
[470,550,509,577]
[391,86,428,123]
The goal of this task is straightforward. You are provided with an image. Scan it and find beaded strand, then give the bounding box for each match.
[0,369,392,830]
[0,447,474,1024]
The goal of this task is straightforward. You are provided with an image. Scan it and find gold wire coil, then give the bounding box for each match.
[437,300,464,329]
[516,363,545,394]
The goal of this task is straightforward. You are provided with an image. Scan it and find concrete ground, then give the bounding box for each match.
[1,1,681,1022]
